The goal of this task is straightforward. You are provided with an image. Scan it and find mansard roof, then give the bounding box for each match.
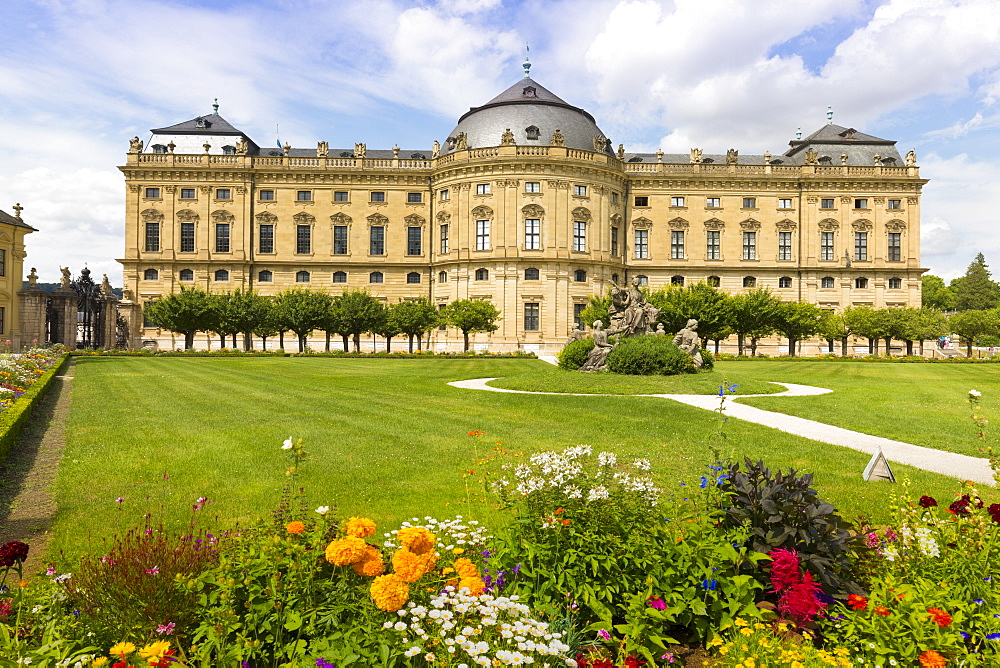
[0,209,37,231]
[151,113,246,136]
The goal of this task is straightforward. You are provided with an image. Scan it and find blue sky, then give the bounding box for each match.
[2,0,999,283]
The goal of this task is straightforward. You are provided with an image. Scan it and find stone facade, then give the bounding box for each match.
[119,78,925,353]
[0,206,37,348]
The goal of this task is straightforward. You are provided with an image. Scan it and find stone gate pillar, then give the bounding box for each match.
[50,287,78,348]
[119,291,143,349]
[16,284,46,350]
[101,293,119,349]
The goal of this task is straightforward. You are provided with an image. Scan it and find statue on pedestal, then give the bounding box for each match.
[27,268,37,288]
[672,319,704,369]
[608,278,659,337]
[579,320,615,372]
[59,267,72,289]
[101,274,114,296]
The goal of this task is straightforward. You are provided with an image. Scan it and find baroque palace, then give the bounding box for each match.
[119,67,925,352]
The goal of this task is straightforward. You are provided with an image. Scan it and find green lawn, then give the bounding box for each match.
[487,365,781,395]
[52,357,993,562]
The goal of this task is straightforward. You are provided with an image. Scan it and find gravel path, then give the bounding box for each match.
[448,377,996,486]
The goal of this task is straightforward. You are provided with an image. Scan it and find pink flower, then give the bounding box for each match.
[768,548,801,593]
[647,596,666,610]
[115,497,125,504]
[156,622,176,635]
[145,566,159,575]
[597,629,611,641]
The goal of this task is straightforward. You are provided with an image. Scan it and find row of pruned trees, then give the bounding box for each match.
[580,283,981,356]
[144,288,502,352]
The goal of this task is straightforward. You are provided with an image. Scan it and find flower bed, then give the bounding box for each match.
[0,346,68,463]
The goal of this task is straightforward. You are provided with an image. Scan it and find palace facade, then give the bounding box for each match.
[119,75,925,352]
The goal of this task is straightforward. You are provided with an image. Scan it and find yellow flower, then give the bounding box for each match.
[392,548,430,583]
[345,517,377,538]
[753,622,766,630]
[352,545,385,577]
[92,659,109,667]
[719,646,729,656]
[139,640,172,659]
[452,547,465,554]
[791,662,804,668]
[442,567,455,575]
[459,576,486,595]
[741,644,749,652]
[397,526,435,554]
[708,638,723,647]
[740,627,752,636]
[109,641,136,657]
[285,520,306,535]
[454,557,480,579]
[325,536,367,565]
[734,618,748,627]
[370,573,410,611]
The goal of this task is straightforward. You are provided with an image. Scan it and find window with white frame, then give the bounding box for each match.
[742,231,756,260]
[573,221,586,252]
[525,182,540,193]
[333,271,347,283]
[258,224,273,254]
[855,232,868,261]
[145,222,160,252]
[476,220,490,250]
[778,198,792,209]
[671,196,685,207]
[215,223,230,253]
[573,185,587,197]
[524,267,539,280]
[258,270,273,282]
[634,229,649,258]
[778,231,792,260]
[407,227,422,256]
[296,270,310,282]
[821,198,835,209]
[821,232,835,261]
[855,277,868,289]
[333,226,348,255]
[524,303,540,331]
[821,276,834,289]
[476,183,491,195]
[706,230,720,260]
[370,226,385,255]
[296,225,311,254]
[706,197,720,208]
[438,271,447,283]
[611,227,619,256]
[440,224,449,254]
[888,233,901,261]
[370,271,384,284]
[778,276,792,288]
[525,219,540,250]
[888,277,902,289]
[670,230,685,259]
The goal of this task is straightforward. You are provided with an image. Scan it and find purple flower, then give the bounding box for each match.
[316,660,336,668]
[598,629,611,641]
[115,497,125,504]
[974,599,985,604]
[960,631,970,640]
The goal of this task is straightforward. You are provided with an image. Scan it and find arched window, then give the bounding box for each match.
[635,275,648,286]
[671,275,684,286]
[438,271,447,283]
[222,145,236,155]
[370,271,384,284]
[152,144,167,154]
[143,268,158,281]
[743,276,756,288]
[333,271,347,283]
[855,277,869,289]
[525,125,540,140]
[179,269,194,281]
[778,276,792,288]
[475,268,488,281]
[258,270,273,283]
[707,275,721,287]
[214,269,229,282]
[888,277,902,289]
[524,268,540,281]
[296,271,310,283]
[821,276,834,289]
[406,272,421,284]
[574,269,587,282]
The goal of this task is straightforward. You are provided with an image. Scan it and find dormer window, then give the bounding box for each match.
[195,117,212,129]
[839,128,857,139]
[411,153,426,159]
[881,157,897,166]
[770,159,783,164]
[268,150,282,156]
[522,86,537,98]
[525,125,540,141]
[340,151,354,158]
[628,156,643,162]
[222,145,236,155]
[702,157,714,163]
[152,144,167,154]
[818,155,832,164]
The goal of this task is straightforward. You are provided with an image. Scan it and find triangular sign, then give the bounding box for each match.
[863,447,896,483]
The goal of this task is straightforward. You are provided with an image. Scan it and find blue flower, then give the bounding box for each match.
[716,474,729,484]
[701,579,718,591]
[728,384,739,394]
[960,631,970,640]
[987,633,1000,640]
[699,476,708,488]
[717,386,725,397]
[974,599,985,604]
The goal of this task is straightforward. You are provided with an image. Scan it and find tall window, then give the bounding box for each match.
[333,271,347,283]
[524,303,539,331]
[258,270,273,282]
[215,223,230,253]
[634,229,649,258]
[407,227,422,255]
[525,219,540,250]
[742,231,756,260]
[888,232,901,261]
[438,271,447,283]
[706,230,720,260]
[440,224,449,253]
[778,231,792,260]
[333,226,348,255]
[611,227,619,256]
[574,303,586,330]
[370,226,385,255]
[524,268,540,280]
[854,232,868,261]
[670,230,685,259]
[258,224,274,254]
[573,221,586,252]
[476,220,490,251]
[370,271,384,284]
[296,271,310,282]
[296,225,311,254]
[821,232,835,260]
[821,276,834,289]
[145,222,160,252]
[406,272,421,284]
[180,222,195,253]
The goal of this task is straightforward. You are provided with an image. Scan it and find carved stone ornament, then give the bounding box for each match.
[907,196,918,205]
[458,183,472,190]
[610,213,623,226]
[367,213,389,226]
[354,143,367,159]
[763,151,771,164]
[128,184,141,193]
[293,211,315,224]
[547,180,570,190]
[874,197,885,205]
[404,213,426,227]
[726,148,738,165]
[885,220,907,232]
[550,128,565,146]
[656,150,664,163]
[256,211,278,224]
[668,217,689,230]
[818,218,840,231]
[572,207,592,222]
[593,134,608,153]
[690,148,703,164]
[432,140,440,158]
[841,153,849,165]
[522,204,545,218]
[140,209,164,223]
[211,210,235,224]
[471,205,494,220]
[455,133,468,151]
[235,186,247,195]
[177,209,200,223]
[11,249,25,261]
[393,145,400,158]
[617,144,625,160]
[594,185,606,195]
[806,196,819,204]
[804,148,818,165]
[739,218,761,231]
[317,141,329,158]
[775,219,797,231]
[703,218,725,231]
[236,137,249,155]
[167,141,176,153]
[852,219,873,232]
[905,149,916,167]
[497,179,520,188]
[840,196,853,204]
[631,217,653,230]
[129,136,143,153]
[164,185,176,194]
[330,212,352,225]
[203,142,212,154]
[501,128,515,146]
[436,211,451,223]
[873,154,881,166]
[200,185,213,194]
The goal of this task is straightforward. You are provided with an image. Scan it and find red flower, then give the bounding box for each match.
[928,607,952,627]
[919,649,947,667]
[768,548,801,594]
[624,658,647,667]
[847,594,868,611]
[919,495,938,508]
[874,606,890,616]
[0,541,29,569]
[777,571,828,626]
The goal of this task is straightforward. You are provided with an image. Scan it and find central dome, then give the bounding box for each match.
[442,77,612,155]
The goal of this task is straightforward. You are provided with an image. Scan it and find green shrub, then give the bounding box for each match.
[719,457,862,597]
[700,348,715,371]
[606,336,694,376]
[558,337,595,370]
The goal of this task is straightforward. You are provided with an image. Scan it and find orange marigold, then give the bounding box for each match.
[919,649,947,668]
[285,521,306,535]
[454,557,479,579]
[397,526,435,555]
[459,576,486,596]
[370,574,410,612]
[927,608,952,627]
[345,517,377,538]
[325,536,367,566]
[352,545,385,577]
[392,548,430,583]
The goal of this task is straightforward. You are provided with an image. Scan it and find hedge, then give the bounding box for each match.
[0,352,70,463]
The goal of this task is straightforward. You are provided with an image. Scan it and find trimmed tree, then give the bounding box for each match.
[336,289,387,353]
[844,306,886,355]
[817,310,852,356]
[726,289,780,356]
[143,287,217,350]
[372,304,401,352]
[274,288,333,353]
[949,309,1000,356]
[773,302,823,356]
[252,296,282,350]
[392,299,440,353]
[649,282,731,346]
[909,308,948,356]
[444,299,501,351]
[224,289,272,351]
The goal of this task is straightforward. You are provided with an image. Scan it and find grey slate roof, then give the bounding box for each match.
[151,113,246,136]
[0,209,37,231]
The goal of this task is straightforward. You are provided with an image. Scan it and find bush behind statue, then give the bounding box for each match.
[558,337,595,370]
[606,335,695,375]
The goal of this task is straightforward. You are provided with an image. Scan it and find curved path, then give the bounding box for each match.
[448,378,996,486]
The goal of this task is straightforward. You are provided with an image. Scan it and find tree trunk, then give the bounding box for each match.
[385,335,392,353]
[219,334,225,348]
[279,331,285,349]
[185,332,195,349]
[967,340,974,356]
[868,337,876,355]
[905,340,914,356]
[737,333,745,356]
[919,339,925,356]
[232,333,237,348]
[325,332,331,352]
[298,334,306,354]
[841,336,849,357]
[750,337,759,356]
[788,336,796,356]
[884,337,892,356]
[417,334,423,351]
[714,338,721,355]
[353,333,361,353]
[243,333,252,351]
[261,336,267,351]
[826,338,834,354]
[463,331,470,352]
[341,334,349,351]
[408,334,414,353]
